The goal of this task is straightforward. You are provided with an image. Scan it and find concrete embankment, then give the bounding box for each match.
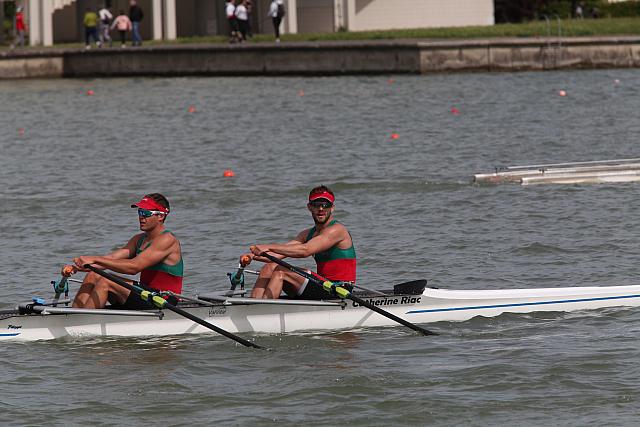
[1,36,640,79]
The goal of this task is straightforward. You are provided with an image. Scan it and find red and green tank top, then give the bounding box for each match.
[136,230,184,293]
[305,220,356,283]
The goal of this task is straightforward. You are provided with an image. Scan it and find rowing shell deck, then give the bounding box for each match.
[2,284,640,341]
[474,158,640,185]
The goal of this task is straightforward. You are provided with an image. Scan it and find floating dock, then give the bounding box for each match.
[473,158,640,185]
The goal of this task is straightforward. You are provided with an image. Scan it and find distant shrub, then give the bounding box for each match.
[599,0,640,17]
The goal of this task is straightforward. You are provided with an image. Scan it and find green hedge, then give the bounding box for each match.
[495,0,640,22]
[599,1,640,17]
[537,0,602,18]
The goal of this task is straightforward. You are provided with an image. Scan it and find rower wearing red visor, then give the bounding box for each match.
[242,185,356,300]
[62,193,184,309]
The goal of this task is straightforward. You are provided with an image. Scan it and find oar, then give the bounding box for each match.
[258,253,437,336]
[83,264,265,349]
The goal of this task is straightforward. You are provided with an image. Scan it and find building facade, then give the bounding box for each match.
[22,0,494,46]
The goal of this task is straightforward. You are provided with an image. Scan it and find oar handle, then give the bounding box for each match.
[229,254,253,288]
[84,265,265,349]
[258,252,331,294]
[259,252,437,336]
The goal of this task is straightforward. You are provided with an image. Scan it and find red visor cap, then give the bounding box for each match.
[309,191,335,204]
[131,197,169,214]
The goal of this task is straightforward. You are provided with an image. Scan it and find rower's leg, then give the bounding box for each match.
[250,262,278,298]
[72,271,131,308]
[263,268,306,299]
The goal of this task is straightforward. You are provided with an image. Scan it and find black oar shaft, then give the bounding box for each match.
[346,293,436,335]
[84,265,264,349]
[259,253,436,336]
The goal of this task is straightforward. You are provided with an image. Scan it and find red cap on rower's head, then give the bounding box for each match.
[308,186,335,204]
[131,195,170,214]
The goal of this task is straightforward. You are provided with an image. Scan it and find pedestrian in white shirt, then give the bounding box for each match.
[98,7,113,47]
[235,0,249,42]
[226,0,240,43]
[268,0,285,42]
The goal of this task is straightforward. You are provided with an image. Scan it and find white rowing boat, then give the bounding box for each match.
[2,280,640,341]
[473,158,640,185]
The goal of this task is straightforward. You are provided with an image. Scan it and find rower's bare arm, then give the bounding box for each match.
[249,234,307,262]
[259,229,343,258]
[112,234,146,259]
[63,235,142,274]
[97,234,147,261]
[91,234,176,275]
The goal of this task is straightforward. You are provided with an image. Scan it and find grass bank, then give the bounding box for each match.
[3,17,640,51]
[262,17,640,41]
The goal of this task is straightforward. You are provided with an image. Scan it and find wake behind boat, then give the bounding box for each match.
[2,278,640,341]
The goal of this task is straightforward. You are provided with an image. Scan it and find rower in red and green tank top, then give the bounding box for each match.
[136,230,184,294]
[244,186,357,300]
[66,193,184,310]
[305,220,356,283]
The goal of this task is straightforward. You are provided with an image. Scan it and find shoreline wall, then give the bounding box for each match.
[1,37,640,79]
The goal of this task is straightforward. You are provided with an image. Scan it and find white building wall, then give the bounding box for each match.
[350,0,494,32]
[297,0,334,33]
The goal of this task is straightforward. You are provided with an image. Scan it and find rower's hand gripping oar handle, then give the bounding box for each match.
[83,264,266,349]
[259,252,437,336]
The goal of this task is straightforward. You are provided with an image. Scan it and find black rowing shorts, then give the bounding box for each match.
[298,281,354,300]
[108,281,178,310]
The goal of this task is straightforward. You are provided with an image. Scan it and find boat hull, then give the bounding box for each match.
[2,285,640,341]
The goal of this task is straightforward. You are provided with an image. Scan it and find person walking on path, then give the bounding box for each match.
[235,0,249,42]
[98,5,113,47]
[111,10,132,48]
[225,0,239,43]
[129,0,144,47]
[10,6,27,49]
[268,0,285,42]
[245,0,253,38]
[83,8,101,49]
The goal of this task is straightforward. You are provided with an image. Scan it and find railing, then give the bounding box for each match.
[542,14,563,68]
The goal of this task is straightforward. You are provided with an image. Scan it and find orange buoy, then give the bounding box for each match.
[188,105,196,113]
[223,169,235,177]
[86,89,94,96]
[390,133,400,139]
[558,90,567,97]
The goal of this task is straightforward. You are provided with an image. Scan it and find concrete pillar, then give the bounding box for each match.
[345,0,355,31]
[0,1,5,44]
[152,0,162,40]
[28,0,41,46]
[42,0,53,46]
[163,0,176,40]
[333,0,341,31]
[284,0,296,34]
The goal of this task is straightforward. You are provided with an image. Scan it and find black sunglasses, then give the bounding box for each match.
[309,200,333,209]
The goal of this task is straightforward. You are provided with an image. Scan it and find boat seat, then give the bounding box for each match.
[393,280,427,295]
